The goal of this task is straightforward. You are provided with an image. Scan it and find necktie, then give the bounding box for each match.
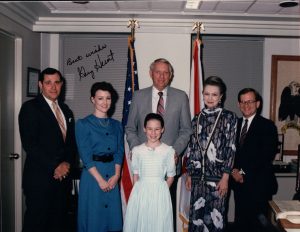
[239,119,248,146]
[52,102,66,141]
[157,92,165,116]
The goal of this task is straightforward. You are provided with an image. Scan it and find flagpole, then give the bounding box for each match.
[177,21,205,232]
[127,19,140,41]
[192,22,205,44]
[121,18,140,218]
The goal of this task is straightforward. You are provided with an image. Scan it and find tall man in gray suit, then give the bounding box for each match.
[126,58,193,231]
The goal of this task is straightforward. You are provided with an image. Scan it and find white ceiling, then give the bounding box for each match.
[0,1,300,35]
[43,0,300,16]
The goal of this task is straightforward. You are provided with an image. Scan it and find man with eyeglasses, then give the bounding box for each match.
[231,88,278,232]
[126,58,192,231]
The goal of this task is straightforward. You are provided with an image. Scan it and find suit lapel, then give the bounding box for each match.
[164,86,172,118]
[37,95,58,124]
[238,115,259,147]
[37,95,65,141]
[245,115,258,139]
[236,118,243,145]
[145,87,152,112]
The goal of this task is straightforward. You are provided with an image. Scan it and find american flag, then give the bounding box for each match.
[121,35,139,215]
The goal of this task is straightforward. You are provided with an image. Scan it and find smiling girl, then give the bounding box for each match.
[123,113,175,232]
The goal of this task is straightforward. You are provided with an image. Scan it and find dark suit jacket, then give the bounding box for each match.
[233,114,278,200]
[18,94,77,193]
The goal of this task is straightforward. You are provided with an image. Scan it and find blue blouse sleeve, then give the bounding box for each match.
[75,119,95,169]
[114,121,124,165]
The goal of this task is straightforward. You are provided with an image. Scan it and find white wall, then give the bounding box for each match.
[135,33,191,94]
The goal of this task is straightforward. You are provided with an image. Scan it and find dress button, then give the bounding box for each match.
[108,147,111,150]
[106,132,109,135]
[106,174,109,178]
[105,205,108,208]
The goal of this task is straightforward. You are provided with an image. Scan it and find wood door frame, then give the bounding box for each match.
[14,37,23,232]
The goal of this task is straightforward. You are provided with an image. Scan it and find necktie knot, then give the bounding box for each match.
[158,92,163,97]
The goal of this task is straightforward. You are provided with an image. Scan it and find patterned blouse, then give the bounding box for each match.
[186,107,237,182]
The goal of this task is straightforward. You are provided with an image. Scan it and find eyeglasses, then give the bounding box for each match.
[153,70,170,77]
[239,100,256,105]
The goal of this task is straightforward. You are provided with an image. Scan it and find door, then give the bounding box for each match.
[0,31,22,232]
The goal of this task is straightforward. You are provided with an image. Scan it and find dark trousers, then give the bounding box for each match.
[170,175,179,232]
[22,180,70,232]
[233,189,271,232]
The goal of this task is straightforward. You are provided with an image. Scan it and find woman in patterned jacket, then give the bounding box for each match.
[186,76,237,232]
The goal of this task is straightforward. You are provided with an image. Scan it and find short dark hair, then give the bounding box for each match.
[204,76,227,106]
[90,82,119,117]
[90,81,118,105]
[150,58,174,80]
[39,67,63,82]
[144,113,164,128]
[238,88,260,102]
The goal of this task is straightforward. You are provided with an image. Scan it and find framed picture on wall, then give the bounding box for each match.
[270,55,300,156]
[27,67,40,97]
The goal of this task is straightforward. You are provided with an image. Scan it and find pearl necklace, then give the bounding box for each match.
[98,118,110,127]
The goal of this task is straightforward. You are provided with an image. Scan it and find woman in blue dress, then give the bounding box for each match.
[75,82,124,232]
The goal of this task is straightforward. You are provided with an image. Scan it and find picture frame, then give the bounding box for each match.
[27,67,40,97]
[270,55,300,156]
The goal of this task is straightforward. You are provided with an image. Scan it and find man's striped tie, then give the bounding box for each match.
[157,91,165,116]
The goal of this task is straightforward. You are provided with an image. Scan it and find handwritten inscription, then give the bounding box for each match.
[77,66,95,80]
[67,55,83,66]
[94,50,115,72]
[65,43,115,81]
[86,44,107,58]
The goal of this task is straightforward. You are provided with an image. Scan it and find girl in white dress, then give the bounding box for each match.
[123,113,176,232]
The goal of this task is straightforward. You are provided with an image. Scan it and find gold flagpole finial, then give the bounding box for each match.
[127,19,140,40]
[192,22,205,43]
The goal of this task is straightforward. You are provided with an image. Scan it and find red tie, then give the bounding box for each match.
[157,92,165,116]
[52,102,66,141]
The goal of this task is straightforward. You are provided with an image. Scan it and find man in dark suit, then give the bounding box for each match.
[231,88,278,232]
[126,58,192,231]
[19,67,77,232]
